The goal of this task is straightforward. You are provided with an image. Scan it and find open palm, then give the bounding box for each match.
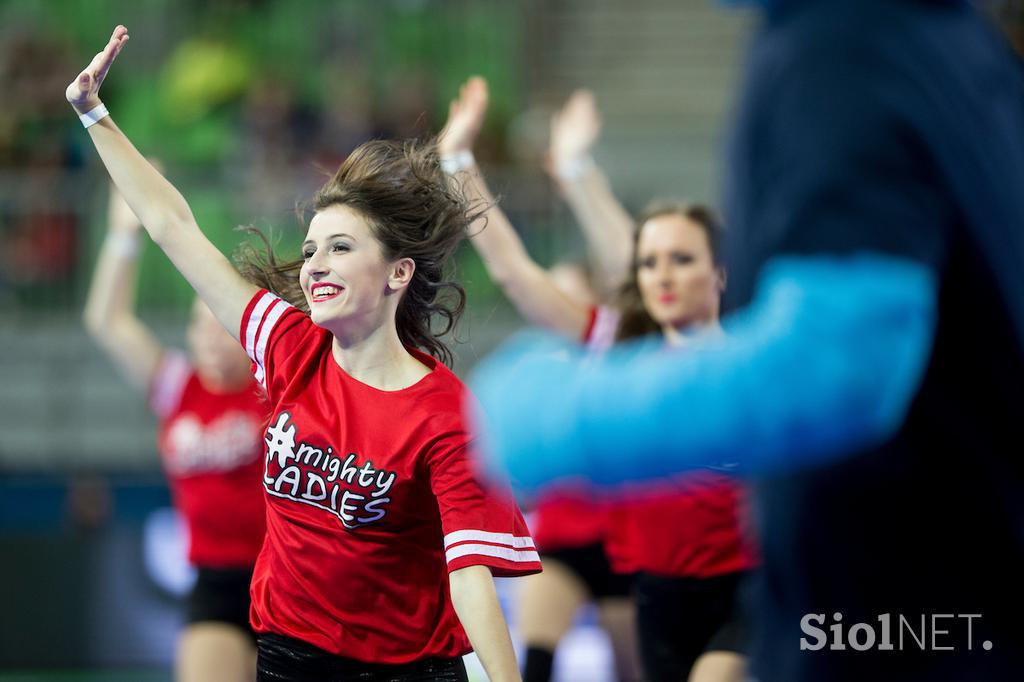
[550,89,601,168]
[439,76,489,156]
[65,25,129,113]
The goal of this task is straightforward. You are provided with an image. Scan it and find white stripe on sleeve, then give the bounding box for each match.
[249,297,289,389]
[445,543,541,565]
[244,292,278,364]
[586,305,621,353]
[443,529,536,550]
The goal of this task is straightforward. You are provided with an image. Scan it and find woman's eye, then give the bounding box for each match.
[302,249,315,260]
[638,257,656,269]
[331,243,350,253]
[672,253,694,265]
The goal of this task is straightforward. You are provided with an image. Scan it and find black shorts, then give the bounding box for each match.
[539,542,633,599]
[633,571,749,682]
[185,565,255,635]
[256,632,468,682]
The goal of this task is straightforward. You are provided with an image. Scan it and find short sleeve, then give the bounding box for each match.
[723,33,953,309]
[428,437,542,577]
[584,305,621,352]
[239,289,318,401]
[148,350,192,418]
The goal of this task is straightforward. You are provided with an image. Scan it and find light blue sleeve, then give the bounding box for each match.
[469,254,937,491]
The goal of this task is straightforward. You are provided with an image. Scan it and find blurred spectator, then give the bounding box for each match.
[0,29,83,304]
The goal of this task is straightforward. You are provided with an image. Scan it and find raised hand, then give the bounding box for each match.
[439,76,489,157]
[548,89,601,177]
[65,25,129,114]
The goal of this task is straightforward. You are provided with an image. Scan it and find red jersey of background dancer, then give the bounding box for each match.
[530,488,609,551]
[603,473,757,577]
[241,290,541,663]
[150,351,268,568]
[585,305,757,577]
[529,306,620,552]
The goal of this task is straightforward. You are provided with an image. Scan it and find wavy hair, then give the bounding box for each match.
[236,138,482,367]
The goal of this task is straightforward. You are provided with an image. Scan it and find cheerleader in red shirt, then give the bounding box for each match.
[84,181,267,682]
[443,77,755,682]
[69,27,539,682]
[441,82,641,682]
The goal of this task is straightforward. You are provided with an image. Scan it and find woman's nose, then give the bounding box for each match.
[305,248,328,274]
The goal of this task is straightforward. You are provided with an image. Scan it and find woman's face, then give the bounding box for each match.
[187,299,252,386]
[299,204,409,335]
[635,213,724,331]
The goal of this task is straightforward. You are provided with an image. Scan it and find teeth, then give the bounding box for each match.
[313,285,339,298]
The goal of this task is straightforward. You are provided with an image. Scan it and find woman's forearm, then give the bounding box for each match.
[82,186,163,393]
[557,163,634,297]
[86,117,197,247]
[449,565,522,682]
[460,164,591,338]
[83,231,142,336]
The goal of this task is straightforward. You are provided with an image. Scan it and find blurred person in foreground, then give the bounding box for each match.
[471,1,1024,680]
[84,181,266,682]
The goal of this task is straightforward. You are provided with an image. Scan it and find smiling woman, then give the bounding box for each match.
[237,139,477,372]
[67,25,539,682]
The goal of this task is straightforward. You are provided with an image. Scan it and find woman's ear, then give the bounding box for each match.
[716,266,728,293]
[388,257,416,292]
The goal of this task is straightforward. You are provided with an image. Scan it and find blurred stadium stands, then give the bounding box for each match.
[0,0,750,676]
[0,0,751,471]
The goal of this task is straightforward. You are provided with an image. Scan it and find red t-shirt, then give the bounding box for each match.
[151,351,268,568]
[603,473,757,578]
[529,487,610,552]
[240,290,541,663]
[528,306,622,552]
[586,306,758,578]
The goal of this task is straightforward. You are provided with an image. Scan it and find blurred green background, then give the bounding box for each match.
[2,0,1020,677]
[0,0,757,677]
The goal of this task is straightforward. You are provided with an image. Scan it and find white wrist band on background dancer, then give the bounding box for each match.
[106,231,140,258]
[555,154,595,182]
[79,103,110,129]
[440,150,475,174]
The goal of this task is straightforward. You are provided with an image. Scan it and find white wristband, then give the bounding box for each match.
[79,103,109,129]
[555,155,595,182]
[106,231,140,258]
[440,150,475,174]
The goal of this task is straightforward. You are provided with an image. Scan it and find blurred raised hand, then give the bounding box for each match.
[439,76,489,157]
[544,88,633,295]
[65,25,129,113]
[548,89,601,177]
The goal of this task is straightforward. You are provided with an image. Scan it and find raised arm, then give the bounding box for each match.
[439,77,591,339]
[82,182,164,392]
[472,255,937,490]
[547,90,634,297]
[66,26,256,339]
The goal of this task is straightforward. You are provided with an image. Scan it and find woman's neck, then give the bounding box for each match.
[195,369,250,394]
[662,318,723,348]
[330,322,430,391]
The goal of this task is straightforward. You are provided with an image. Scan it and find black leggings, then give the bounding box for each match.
[634,571,749,682]
[256,633,469,682]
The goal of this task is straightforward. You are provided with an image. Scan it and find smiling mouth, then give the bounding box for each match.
[310,284,344,303]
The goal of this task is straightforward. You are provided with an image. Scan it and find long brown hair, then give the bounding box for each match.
[614,201,724,342]
[236,138,482,367]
